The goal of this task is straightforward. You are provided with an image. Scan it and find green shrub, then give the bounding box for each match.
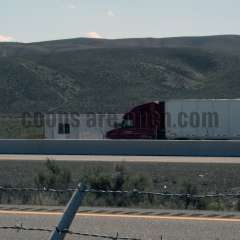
[207,201,225,211]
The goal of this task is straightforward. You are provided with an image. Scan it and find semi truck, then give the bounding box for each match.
[106,99,240,140]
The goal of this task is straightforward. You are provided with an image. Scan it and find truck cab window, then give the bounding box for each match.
[122,119,134,129]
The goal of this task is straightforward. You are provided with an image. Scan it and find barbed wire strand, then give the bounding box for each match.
[0,186,240,199]
[0,225,140,240]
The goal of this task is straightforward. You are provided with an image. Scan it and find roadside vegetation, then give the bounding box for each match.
[0,116,44,139]
[0,160,240,211]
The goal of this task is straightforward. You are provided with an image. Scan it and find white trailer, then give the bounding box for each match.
[165,99,240,140]
[45,114,123,139]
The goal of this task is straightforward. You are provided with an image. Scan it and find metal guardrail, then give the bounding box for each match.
[0,139,239,157]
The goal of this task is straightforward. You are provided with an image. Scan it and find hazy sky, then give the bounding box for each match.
[1,0,240,42]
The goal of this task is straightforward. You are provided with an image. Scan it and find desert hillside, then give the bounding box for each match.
[0,35,240,113]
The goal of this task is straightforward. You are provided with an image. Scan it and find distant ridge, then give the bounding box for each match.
[0,35,240,113]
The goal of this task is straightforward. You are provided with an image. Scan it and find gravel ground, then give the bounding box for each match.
[0,213,240,240]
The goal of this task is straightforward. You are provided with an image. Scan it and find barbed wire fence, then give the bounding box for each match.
[0,183,145,240]
[1,186,240,198]
[0,225,140,240]
[0,184,240,239]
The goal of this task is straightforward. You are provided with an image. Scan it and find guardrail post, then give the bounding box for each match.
[48,183,86,240]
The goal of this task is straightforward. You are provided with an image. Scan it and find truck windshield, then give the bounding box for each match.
[122,119,134,128]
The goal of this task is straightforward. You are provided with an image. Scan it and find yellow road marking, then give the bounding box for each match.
[0,210,239,222]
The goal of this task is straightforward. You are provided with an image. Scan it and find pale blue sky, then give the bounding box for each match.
[1,0,240,42]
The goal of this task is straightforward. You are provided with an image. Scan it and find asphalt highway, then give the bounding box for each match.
[0,208,240,240]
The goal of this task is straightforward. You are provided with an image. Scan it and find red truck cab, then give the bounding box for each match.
[106,102,166,139]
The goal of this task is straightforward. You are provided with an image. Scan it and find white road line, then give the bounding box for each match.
[0,155,240,163]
